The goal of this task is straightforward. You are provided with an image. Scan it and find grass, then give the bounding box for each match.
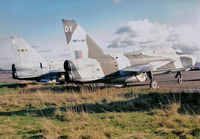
[0,82,200,138]
[0,82,23,94]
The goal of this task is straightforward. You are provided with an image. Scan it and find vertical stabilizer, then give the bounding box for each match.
[10,36,46,64]
[62,19,106,59]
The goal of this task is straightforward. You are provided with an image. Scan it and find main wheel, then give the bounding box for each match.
[150,80,158,89]
[177,78,183,84]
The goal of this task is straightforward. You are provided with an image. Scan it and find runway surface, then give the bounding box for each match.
[131,71,200,92]
[0,72,21,83]
[1,71,200,92]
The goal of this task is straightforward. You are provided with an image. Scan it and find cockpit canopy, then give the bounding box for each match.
[172,47,183,54]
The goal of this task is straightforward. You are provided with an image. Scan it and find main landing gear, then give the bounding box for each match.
[175,71,183,84]
[147,71,158,89]
[150,80,158,89]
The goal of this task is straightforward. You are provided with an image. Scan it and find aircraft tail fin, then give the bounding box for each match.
[10,36,46,64]
[62,19,106,59]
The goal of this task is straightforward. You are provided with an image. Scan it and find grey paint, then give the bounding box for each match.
[10,20,196,86]
[62,19,78,44]
[86,35,119,76]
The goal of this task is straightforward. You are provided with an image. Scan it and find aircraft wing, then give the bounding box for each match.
[122,61,172,72]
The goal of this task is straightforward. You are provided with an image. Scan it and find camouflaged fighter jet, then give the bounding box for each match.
[62,19,195,89]
[10,36,65,83]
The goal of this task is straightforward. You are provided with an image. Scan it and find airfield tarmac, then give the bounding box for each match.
[1,71,200,92]
[0,72,21,83]
[131,70,200,92]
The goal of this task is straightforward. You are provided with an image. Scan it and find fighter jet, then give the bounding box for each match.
[10,19,196,89]
[10,36,65,83]
[62,19,195,89]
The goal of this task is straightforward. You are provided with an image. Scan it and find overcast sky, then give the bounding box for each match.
[0,0,200,69]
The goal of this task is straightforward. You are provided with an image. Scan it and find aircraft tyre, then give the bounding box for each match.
[150,80,158,89]
[178,78,183,84]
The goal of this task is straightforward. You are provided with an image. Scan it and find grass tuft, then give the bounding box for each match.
[0,83,200,138]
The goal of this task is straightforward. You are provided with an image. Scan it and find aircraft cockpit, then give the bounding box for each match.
[172,47,183,54]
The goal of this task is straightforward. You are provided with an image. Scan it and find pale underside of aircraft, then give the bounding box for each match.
[10,19,196,89]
